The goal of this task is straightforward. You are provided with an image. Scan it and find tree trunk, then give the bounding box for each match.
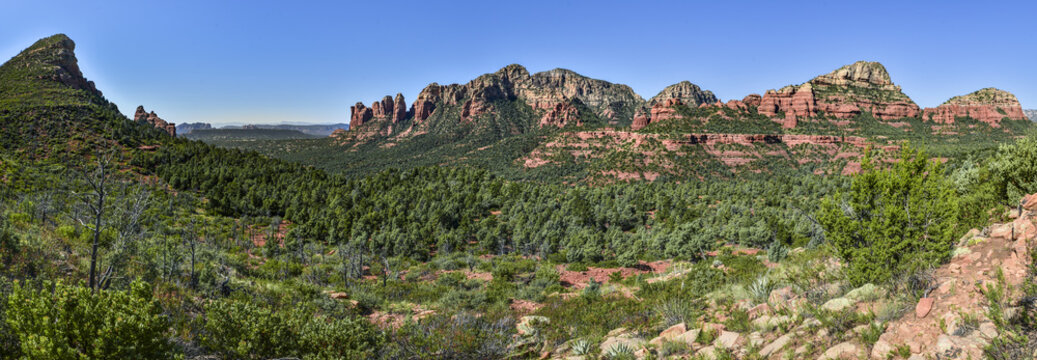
[89,191,104,291]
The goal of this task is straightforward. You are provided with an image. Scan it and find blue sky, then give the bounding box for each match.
[1,0,1034,125]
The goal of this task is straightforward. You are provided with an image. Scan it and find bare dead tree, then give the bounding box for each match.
[72,150,115,291]
[296,233,306,265]
[184,220,198,289]
[338,241,365,287]
[29,191,56,226]
[99,183,150,290]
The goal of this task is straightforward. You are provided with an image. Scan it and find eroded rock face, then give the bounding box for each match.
[759,84,815,119]
[25,35,101,95]
[134,106,175,136]
[392,93,408,123]
[371,95,393,119]
[355,64,645,132]
[649,98,682,123]
[742,94,762,107]
[631,108,650,130]
[725,100,747,110]
[758,61,920,122]
[922,88,1026,127]
[353,93,412,127]
[811,61,898,89]
[630,81,717,130]
[539,101,582,128]
[525,68,643,120]
[349,102,373,127]
[648,81,718,107]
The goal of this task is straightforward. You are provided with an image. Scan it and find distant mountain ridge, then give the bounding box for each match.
[341,61,1027,138]
[176,122,212,135]
[1025,109,1037,122]
[301,60,1032,181]
[176,123,348,137]
[230,123,349,137]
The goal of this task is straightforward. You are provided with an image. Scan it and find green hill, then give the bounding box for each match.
[0,34,166,156]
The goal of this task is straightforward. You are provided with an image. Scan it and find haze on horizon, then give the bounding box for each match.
[1,0,1033,126]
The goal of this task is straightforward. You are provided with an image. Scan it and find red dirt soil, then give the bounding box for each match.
[557,260,671,289]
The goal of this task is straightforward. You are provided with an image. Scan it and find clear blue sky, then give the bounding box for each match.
[1,0,1034,125]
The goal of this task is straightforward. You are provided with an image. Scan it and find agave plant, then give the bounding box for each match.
[605,343,636,359]
[748,274,775,304]
[570,339,592,355]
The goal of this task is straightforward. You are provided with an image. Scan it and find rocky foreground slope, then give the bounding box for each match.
[513,193,1037,360]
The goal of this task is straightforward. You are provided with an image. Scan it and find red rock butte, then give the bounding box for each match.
[134,105,176,136]
[921,88,1027,127]
[757,61,920,122]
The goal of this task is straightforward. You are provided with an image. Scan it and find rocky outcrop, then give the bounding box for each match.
[647,81,718,107]
[349,102,373,127]
[629,81,718,130]
[134,106,175,136]
[631,108,650,130]
[811,61,899,89]
[759,61,920,122]
[19,34,101,95]
[631,98,689,131]
[392,93,408,123]
[922,88,1026,127]
[524,68,643,119]
[725,99,747,110]
[357,64,644,132]
[741,94,762,107]
[350,93,412,128]
[371,95,393,119]
[410,64,525,123]
[649,99,682,123]
[539,101,582,128]
[759,84,817,119]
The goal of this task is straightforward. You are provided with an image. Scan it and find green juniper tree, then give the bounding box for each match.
[818,144,960,286]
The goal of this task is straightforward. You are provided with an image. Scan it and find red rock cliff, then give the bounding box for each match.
[758,61,920,122]
[922,88,1026,127]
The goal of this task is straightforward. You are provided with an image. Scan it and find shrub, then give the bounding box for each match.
[5,280,173,360]
[386,311,514,360]
[819,145,959,286]
[748,275,775,304]
[200,299,382,359]
[990,132,1037,202]
[0,278,19,358]
[655,298,699,327]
